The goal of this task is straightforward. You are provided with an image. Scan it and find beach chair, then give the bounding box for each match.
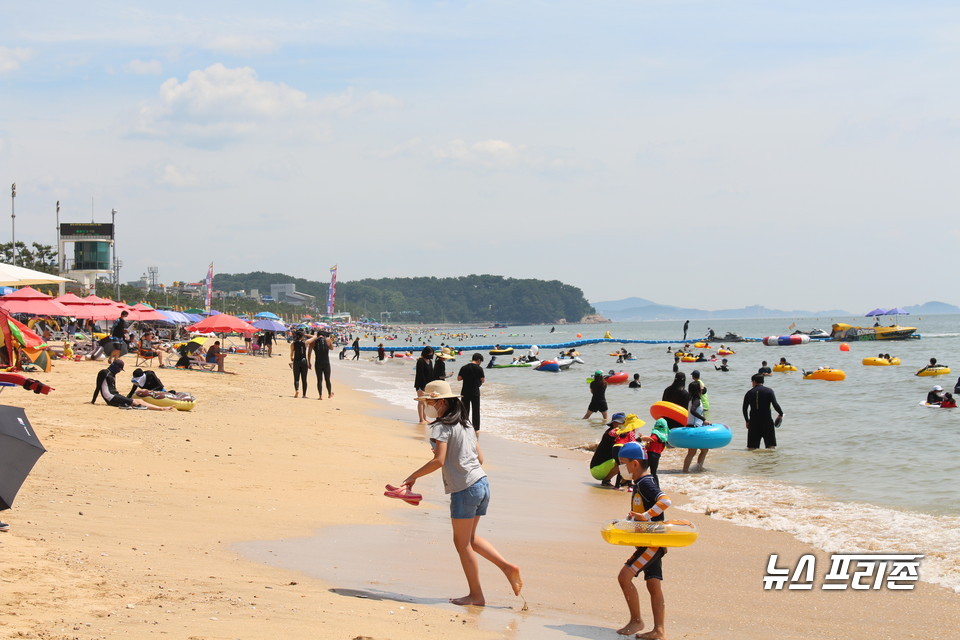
[134,347,160,368]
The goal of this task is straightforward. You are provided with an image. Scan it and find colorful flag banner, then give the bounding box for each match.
[204,262,214,313]
[327,265,338,315]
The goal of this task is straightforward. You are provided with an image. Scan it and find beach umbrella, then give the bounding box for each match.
[0,263,72,287]
[186,313,258,335]
[864,308,887,317]
[0,287,72,316]
[884,307,909,316]
[130,303,169,322]
[254,311,281,320]
[0,405,46,510]
[251,319,288,332]
[55,294,122,321]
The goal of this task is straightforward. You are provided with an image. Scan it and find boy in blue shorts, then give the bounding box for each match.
[616,442,671,639]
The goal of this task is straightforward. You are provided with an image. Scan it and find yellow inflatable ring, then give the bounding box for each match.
[862,357,901,366]
[601,519,699,547]
[803,368,846,381]
[773,364,797,372]
[135,389,196,411]
[916,366,951,377]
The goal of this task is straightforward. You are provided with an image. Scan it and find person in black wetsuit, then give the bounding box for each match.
[92,360,170,410]
[629,374,641,389]
[261,330,274,357]
[290,330,311,398]
[351,337,361,361]
[742,373,784,449]
[661,372,690,430]
[313,331,334,399]
[457,353,485,431]
[433,353,451,381]
[128,368,166,396]
[414,347,435,423]
[583,370,609,420]
[100,310,130,363]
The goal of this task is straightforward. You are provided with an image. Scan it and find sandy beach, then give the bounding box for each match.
[2,352,959,639]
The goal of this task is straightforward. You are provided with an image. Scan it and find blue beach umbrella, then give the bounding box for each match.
[254,311,280,320]
[884,307,909,316]
[864,308,887,317]
[251,319,288,332]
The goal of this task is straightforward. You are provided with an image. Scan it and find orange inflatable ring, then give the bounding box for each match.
[650,401,689,424]
[681,356,697,362]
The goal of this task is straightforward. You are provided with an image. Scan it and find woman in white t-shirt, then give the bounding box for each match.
[401,380,523,607]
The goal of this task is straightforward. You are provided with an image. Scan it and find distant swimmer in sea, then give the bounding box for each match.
[918,357,943,374]
[715,358,730,372]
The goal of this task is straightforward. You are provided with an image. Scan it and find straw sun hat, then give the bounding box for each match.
[415,380,461,401]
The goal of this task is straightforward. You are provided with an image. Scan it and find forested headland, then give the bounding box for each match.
[214,272,595,324]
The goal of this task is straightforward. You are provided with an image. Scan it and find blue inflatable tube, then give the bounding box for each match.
[667,424,732,449]
[536,362,560,372]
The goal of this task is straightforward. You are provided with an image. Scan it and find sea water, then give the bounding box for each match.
[352,315,960,592]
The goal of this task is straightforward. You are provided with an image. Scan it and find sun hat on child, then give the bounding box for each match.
[416,379,461,401]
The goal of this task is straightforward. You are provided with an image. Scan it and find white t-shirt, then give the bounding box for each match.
[429,421,486,494]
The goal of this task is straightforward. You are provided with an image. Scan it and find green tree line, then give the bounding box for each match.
[214,272,595,324]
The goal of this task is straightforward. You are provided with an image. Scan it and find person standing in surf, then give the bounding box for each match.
[400,380,523,607]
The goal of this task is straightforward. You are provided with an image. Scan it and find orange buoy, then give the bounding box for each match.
[576,333,582,338]
[839,343,850,352]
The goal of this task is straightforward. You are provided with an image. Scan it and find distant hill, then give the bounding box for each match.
[905,301,960,315]
[215,272,595,324]
[592,299,850,321]
[593,297,960,321]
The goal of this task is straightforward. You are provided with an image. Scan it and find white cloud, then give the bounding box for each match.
[123,59,163,75]
[130,64,400,147]
[0,46,32,74]
[158,164,197,187]
[433,139,528,168]
[132,63,308,144]
[205,35,278,56]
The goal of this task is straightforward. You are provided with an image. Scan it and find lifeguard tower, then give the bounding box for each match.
[58,222,115,295]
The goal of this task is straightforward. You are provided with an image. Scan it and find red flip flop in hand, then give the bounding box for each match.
[384,484,422,506]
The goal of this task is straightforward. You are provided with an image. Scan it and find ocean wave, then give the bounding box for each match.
[670,473,960,593]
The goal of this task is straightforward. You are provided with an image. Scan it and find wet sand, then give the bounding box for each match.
[1,352,958,639]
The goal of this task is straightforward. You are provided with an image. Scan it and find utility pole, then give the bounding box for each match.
[112,208,119,299]
[10,183,16,265]
[55,200,61,272]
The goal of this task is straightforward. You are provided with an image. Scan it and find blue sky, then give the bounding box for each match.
[3,1,959,311]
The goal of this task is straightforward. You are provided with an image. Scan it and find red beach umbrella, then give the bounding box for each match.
[186,313,258,335]
[53,293,122,321]
[130,303,169,322]
[0,287,72,316]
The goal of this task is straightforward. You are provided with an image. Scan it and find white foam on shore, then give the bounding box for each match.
[350,361,960,594]
[353,363,572,446]
[668,472,960,593]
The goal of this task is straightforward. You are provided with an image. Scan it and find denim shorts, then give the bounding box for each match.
[450,476,490,519]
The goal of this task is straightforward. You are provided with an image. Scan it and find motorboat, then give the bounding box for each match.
[831,323,918,341]
[792,328,830,339]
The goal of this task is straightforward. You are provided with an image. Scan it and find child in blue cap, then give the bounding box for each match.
[615,441,671,638]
